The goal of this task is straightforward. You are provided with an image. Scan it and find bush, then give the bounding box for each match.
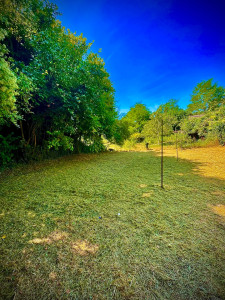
[122,139,136,150]
[0,133,19,166]
[47,131,74,151]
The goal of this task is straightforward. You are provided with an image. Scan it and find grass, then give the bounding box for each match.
[0,151,225,299]
[153,145,225,181]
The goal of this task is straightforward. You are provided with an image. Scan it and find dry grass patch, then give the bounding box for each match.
[49,231,68,241]
[71,240,99,256]
[28,231,68,244]
[49,272,57,281]
[27,211,36,217]
[211,205,225,217]
[139,184,147,188]
[142,192,153,198]
[154,146,225,180]
[28,237,50,244]
[211,190,225,196]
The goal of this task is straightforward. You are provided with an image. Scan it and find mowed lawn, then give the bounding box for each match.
[0,151,225,300]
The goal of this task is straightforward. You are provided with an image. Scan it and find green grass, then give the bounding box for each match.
[0,152,225,299]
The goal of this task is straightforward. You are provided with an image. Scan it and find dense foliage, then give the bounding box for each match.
[187,79,225,114]
[112,104,150,145]
[0,0,117,165]
[118,82,224,149]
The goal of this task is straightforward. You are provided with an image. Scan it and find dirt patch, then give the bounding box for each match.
[211,205,225,217]
[28,231,68,244]
[71,240,99,256]
[139,184,147,188]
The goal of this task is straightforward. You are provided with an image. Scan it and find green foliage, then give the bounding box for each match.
[88,137,106,153]
[207,106,225,145]
[142,100,185,144]
[122,138,137,150]
[111,119,130,145]
[15,71,34,115]
[122,103,150,134]
[159,99,186,127]
[0,58,18,125]
[181,105,225,145]
[0,133,18,166]
[20,20,116,148]
[181,115,208,138]
[214,123,225,145]
[175,132,193,148]
[47,131,74,151]
[0,0,117,165]
[142,117,162,144]
[187,79,225,114]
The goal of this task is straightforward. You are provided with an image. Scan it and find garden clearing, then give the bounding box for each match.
[0,149,225,299]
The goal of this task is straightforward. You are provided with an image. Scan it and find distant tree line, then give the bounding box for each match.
[114,79,225,148]
[0,0,117,166]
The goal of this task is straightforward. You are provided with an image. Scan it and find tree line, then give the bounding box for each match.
[115,79,225,149]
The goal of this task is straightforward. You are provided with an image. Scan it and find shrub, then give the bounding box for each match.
[0,133,18,166]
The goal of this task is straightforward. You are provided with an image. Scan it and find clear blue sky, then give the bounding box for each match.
[54,0,225,113]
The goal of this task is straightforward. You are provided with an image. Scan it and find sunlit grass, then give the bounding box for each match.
[0,151,225,299]
[153,145,225,181]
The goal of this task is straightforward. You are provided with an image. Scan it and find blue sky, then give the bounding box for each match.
[54,0,225,113]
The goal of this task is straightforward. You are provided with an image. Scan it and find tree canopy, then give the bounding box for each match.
[187,79,225,114]
[122,103,150,134]
[0,0,117,164]
[141,100,184,144]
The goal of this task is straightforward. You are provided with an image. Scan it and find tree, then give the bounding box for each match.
[207,105,225,145]
[0,58,18,125]
[142,100,185,144]
[181,115,208,139]
[0,0,117,163]
[18,22,116,150]
[122,103,150,134]
[111,119,130,145]
[187,79,225,114]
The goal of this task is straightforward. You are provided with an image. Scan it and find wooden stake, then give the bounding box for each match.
[161,119,164,188]
[176,131,178,161]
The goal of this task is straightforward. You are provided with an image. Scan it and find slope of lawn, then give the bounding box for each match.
[0,151,225,299]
